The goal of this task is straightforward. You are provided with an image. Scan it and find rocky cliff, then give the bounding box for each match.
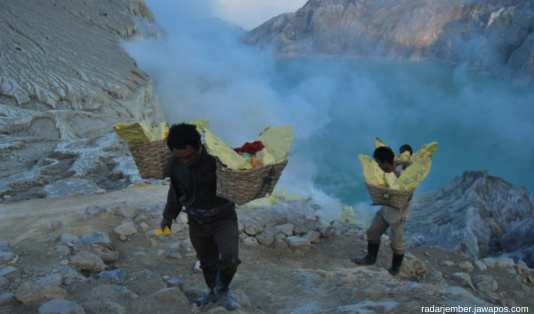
[0,0,165,202]
[408,171,534,267]
[246,0,534,86]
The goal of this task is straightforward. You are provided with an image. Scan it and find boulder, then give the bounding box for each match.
[70,252,106,272]
[38,299,85,314]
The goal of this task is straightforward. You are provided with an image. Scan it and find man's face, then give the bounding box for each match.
[374,158,392,173]
[173,145,202,167]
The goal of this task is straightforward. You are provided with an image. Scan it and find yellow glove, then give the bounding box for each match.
[154,226,172,236]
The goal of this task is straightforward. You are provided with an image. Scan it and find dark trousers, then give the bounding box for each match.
[188,207,240,291]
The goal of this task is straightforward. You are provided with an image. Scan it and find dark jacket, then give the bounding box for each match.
[163,146,231,220]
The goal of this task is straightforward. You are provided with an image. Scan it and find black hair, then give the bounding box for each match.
[400,144,413,155]
[373,146,394,165]
[166,123,201,151]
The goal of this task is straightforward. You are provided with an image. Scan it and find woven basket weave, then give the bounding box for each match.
[129,139,171,179]
[216,159,288,205]
[365,183,413,210]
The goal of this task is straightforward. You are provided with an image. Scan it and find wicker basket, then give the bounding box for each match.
[129,139,171,179]
[216,159,288,205]
[365,183,413,210]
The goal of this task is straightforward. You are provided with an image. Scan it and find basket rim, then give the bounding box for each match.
[216,158,288,173]
[130,138,167,150]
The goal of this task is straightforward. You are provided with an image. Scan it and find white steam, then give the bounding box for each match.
[125,0,534,222]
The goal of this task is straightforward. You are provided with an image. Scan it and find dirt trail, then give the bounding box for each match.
[0,184,167,244]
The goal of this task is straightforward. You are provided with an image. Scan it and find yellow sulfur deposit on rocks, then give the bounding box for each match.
[339,206,369,229]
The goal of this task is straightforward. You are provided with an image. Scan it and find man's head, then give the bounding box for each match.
[373,146,395,172]
[400,144,413,156]
[167,123,202,167]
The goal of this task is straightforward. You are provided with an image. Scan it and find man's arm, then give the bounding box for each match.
[161,159,184,229]
[163,177,183,220]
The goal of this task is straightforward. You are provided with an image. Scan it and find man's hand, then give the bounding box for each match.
[160,218,173,230]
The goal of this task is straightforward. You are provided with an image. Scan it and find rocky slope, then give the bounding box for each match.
[407,171,534,267]
[0,0,165,202]
[0,185,533,313]
[245,0,534,86]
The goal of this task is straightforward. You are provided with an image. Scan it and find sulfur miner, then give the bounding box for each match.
[353,146,413,276]
[161,123,240,310]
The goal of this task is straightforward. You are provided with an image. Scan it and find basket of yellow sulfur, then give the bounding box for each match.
[113,122,171,180]
[215,159,289,205]
[365,183,413,211]
[129,140,171,179]
[194,120,294,205]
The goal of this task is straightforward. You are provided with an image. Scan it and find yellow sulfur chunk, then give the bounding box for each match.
[189,119,210,132]
[204,129,252,170]
[256,149,276,165]
[358,155,387,188]
[154,226,172,236]
[398,156,432,191]
[384,172,400,189]
[113,122,155,146]
[374,137,389,149]
[151,122,170,141]
[189,120,294,170]
[412,142,438,160]
[395,151,411,162]
[256,125,295,163]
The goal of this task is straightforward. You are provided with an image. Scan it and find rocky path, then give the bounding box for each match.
[0,184,533,314]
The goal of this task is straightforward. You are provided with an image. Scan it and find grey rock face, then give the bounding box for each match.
[38,299,86,314]
[0,292,16,306]
[80,232,112,248]
[70,252,106,272]
[246,0,534,87]
[91,246,120,263]
[285,236,311,251]
[407,171,534,266]
[0,0,165,202]
[0,251,16,263]
[0,266,20,279]
[15,281,67,304]
[473,275,499,292]
[95,269,126,283]
[114,222,138,237]
[81,301,125,314]
[59,234,80,247]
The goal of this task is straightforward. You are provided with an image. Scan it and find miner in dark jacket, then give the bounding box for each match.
[161,123,240,310]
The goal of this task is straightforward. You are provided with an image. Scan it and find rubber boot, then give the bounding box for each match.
[388,253,404,276]
[216,271,238,310]
[195,269,218,306]
[352,241,380,265]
